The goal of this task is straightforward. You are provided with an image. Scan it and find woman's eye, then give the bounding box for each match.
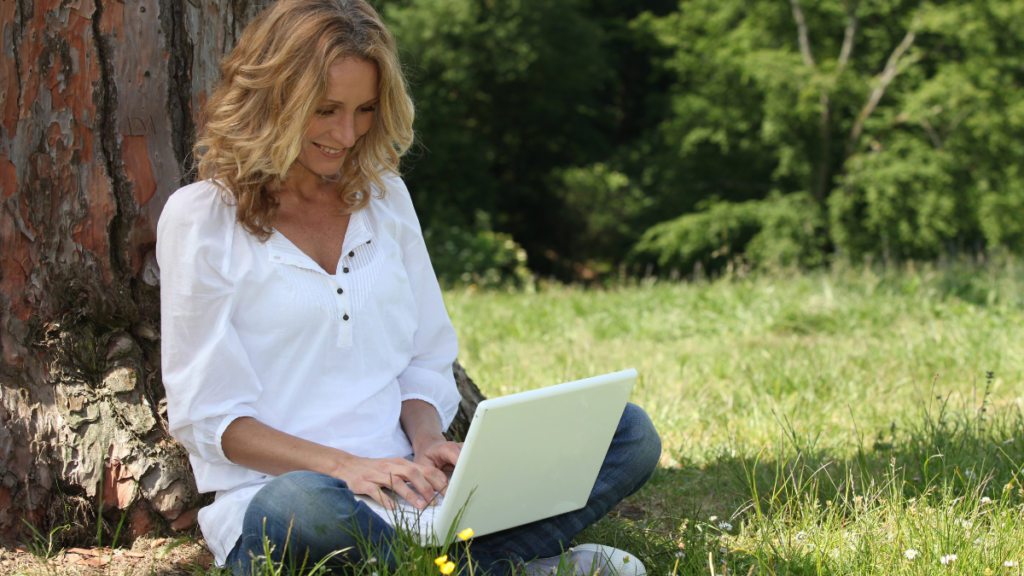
[316,109,334,116]
[360,106,377,113]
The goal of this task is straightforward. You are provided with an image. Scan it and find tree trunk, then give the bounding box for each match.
[0,0,484,545]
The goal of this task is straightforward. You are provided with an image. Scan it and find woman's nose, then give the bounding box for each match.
[331,114,357,148]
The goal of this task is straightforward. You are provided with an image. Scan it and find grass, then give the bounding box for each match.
[13,256,1024,575]
[444,257,1024,575]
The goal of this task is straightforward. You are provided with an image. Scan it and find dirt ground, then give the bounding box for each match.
[0,536,215,576]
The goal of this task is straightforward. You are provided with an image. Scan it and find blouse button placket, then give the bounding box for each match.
[334,273,352,347]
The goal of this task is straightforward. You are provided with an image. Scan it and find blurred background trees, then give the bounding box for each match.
[378,0,1024,284]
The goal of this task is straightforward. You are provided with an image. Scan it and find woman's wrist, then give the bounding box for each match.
[410,431,447,455]
[400,399,446,454]
[325,448,359,480]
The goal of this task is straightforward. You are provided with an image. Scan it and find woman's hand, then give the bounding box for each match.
[221,400,465,510]
[412,437,463,475]
[329,453,450,510]
[399,398,463,483]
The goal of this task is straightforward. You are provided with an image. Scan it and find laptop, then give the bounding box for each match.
[354,369,638,545]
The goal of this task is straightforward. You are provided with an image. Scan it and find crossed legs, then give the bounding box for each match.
[225,403,661,575]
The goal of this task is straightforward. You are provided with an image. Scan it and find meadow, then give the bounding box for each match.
[10,258,1024,575]
[444,258,1024,575]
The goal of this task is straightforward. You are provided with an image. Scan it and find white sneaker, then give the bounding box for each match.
[523,544,647,576]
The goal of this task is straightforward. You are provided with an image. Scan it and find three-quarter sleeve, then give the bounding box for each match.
[157,185,263,474]
[383,176,462,431]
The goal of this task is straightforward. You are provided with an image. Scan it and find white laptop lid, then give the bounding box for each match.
[429,369,638,543]
[355,369,638,545]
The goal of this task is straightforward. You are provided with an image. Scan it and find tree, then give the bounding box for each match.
[0,0,484,544]
[632,0,1024,269]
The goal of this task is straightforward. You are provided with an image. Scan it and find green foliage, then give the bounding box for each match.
[424,211,531,288]
[979,172,1024,253]
[552,164,652,271]
[631,0,1024,268]
[634,192,826,270]
[829,135,967,259]
[376,0,677,278]
[374,0,1024,276]
[382,0,614,266]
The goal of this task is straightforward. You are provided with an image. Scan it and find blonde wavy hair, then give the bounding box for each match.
[195,0,414,239]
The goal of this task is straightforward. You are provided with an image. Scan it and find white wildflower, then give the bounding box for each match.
[709,516,718,522]
[1005,560,1019,567]
[795,531,807,540]
[367,557,377,564]
[718,522,733,531]
[981,497,992,504]
[675,552,685,559]
[941,554,958,565]
[905,549,919,560]
[1005,438,1015,444]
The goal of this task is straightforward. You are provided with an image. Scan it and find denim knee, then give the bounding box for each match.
[619,403,662,492]
[232,471,391,575]
[242,471,357,538]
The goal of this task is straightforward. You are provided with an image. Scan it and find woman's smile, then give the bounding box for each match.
[314,142,346,157]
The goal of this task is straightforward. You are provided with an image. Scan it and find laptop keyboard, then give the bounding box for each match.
[354,488,445,532]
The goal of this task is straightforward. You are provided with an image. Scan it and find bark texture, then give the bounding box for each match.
[0,0,482,545]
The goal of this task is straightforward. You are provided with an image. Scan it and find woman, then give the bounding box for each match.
[157,1,661,574]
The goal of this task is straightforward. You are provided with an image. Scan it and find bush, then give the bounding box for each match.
[632,191,826,271]
[829,136,972,260]
[977,168,1024,254]
[424,211,532,288]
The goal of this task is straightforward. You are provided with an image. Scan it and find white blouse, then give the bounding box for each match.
[156,175,461,565]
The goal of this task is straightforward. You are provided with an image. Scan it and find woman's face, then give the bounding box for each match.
[293,57,379,180]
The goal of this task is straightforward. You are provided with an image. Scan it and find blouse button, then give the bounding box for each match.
[343,314,350,321]
[366,240,371,244]
[348,251,355,257]
[336,288,343,294]
[343,267,350,273]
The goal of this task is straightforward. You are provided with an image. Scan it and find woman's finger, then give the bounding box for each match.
[354,480,398,510]
[378,461,436,508]
[439,441,462,466]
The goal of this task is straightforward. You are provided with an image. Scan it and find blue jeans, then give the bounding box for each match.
[225,403,661,575]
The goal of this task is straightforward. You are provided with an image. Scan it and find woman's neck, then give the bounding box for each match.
[279,162,343,204]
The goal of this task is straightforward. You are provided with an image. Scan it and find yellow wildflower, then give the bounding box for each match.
[435,555,448,567]
[440,560,456,575]
[459,528,475,541]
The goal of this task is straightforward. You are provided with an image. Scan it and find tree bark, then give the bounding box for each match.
[0,0,484,545]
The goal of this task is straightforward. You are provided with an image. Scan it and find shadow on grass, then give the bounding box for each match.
[582,390,1024,575]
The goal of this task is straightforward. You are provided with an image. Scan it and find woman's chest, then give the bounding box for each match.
[272,212,351,275]
[228,216,418,352]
